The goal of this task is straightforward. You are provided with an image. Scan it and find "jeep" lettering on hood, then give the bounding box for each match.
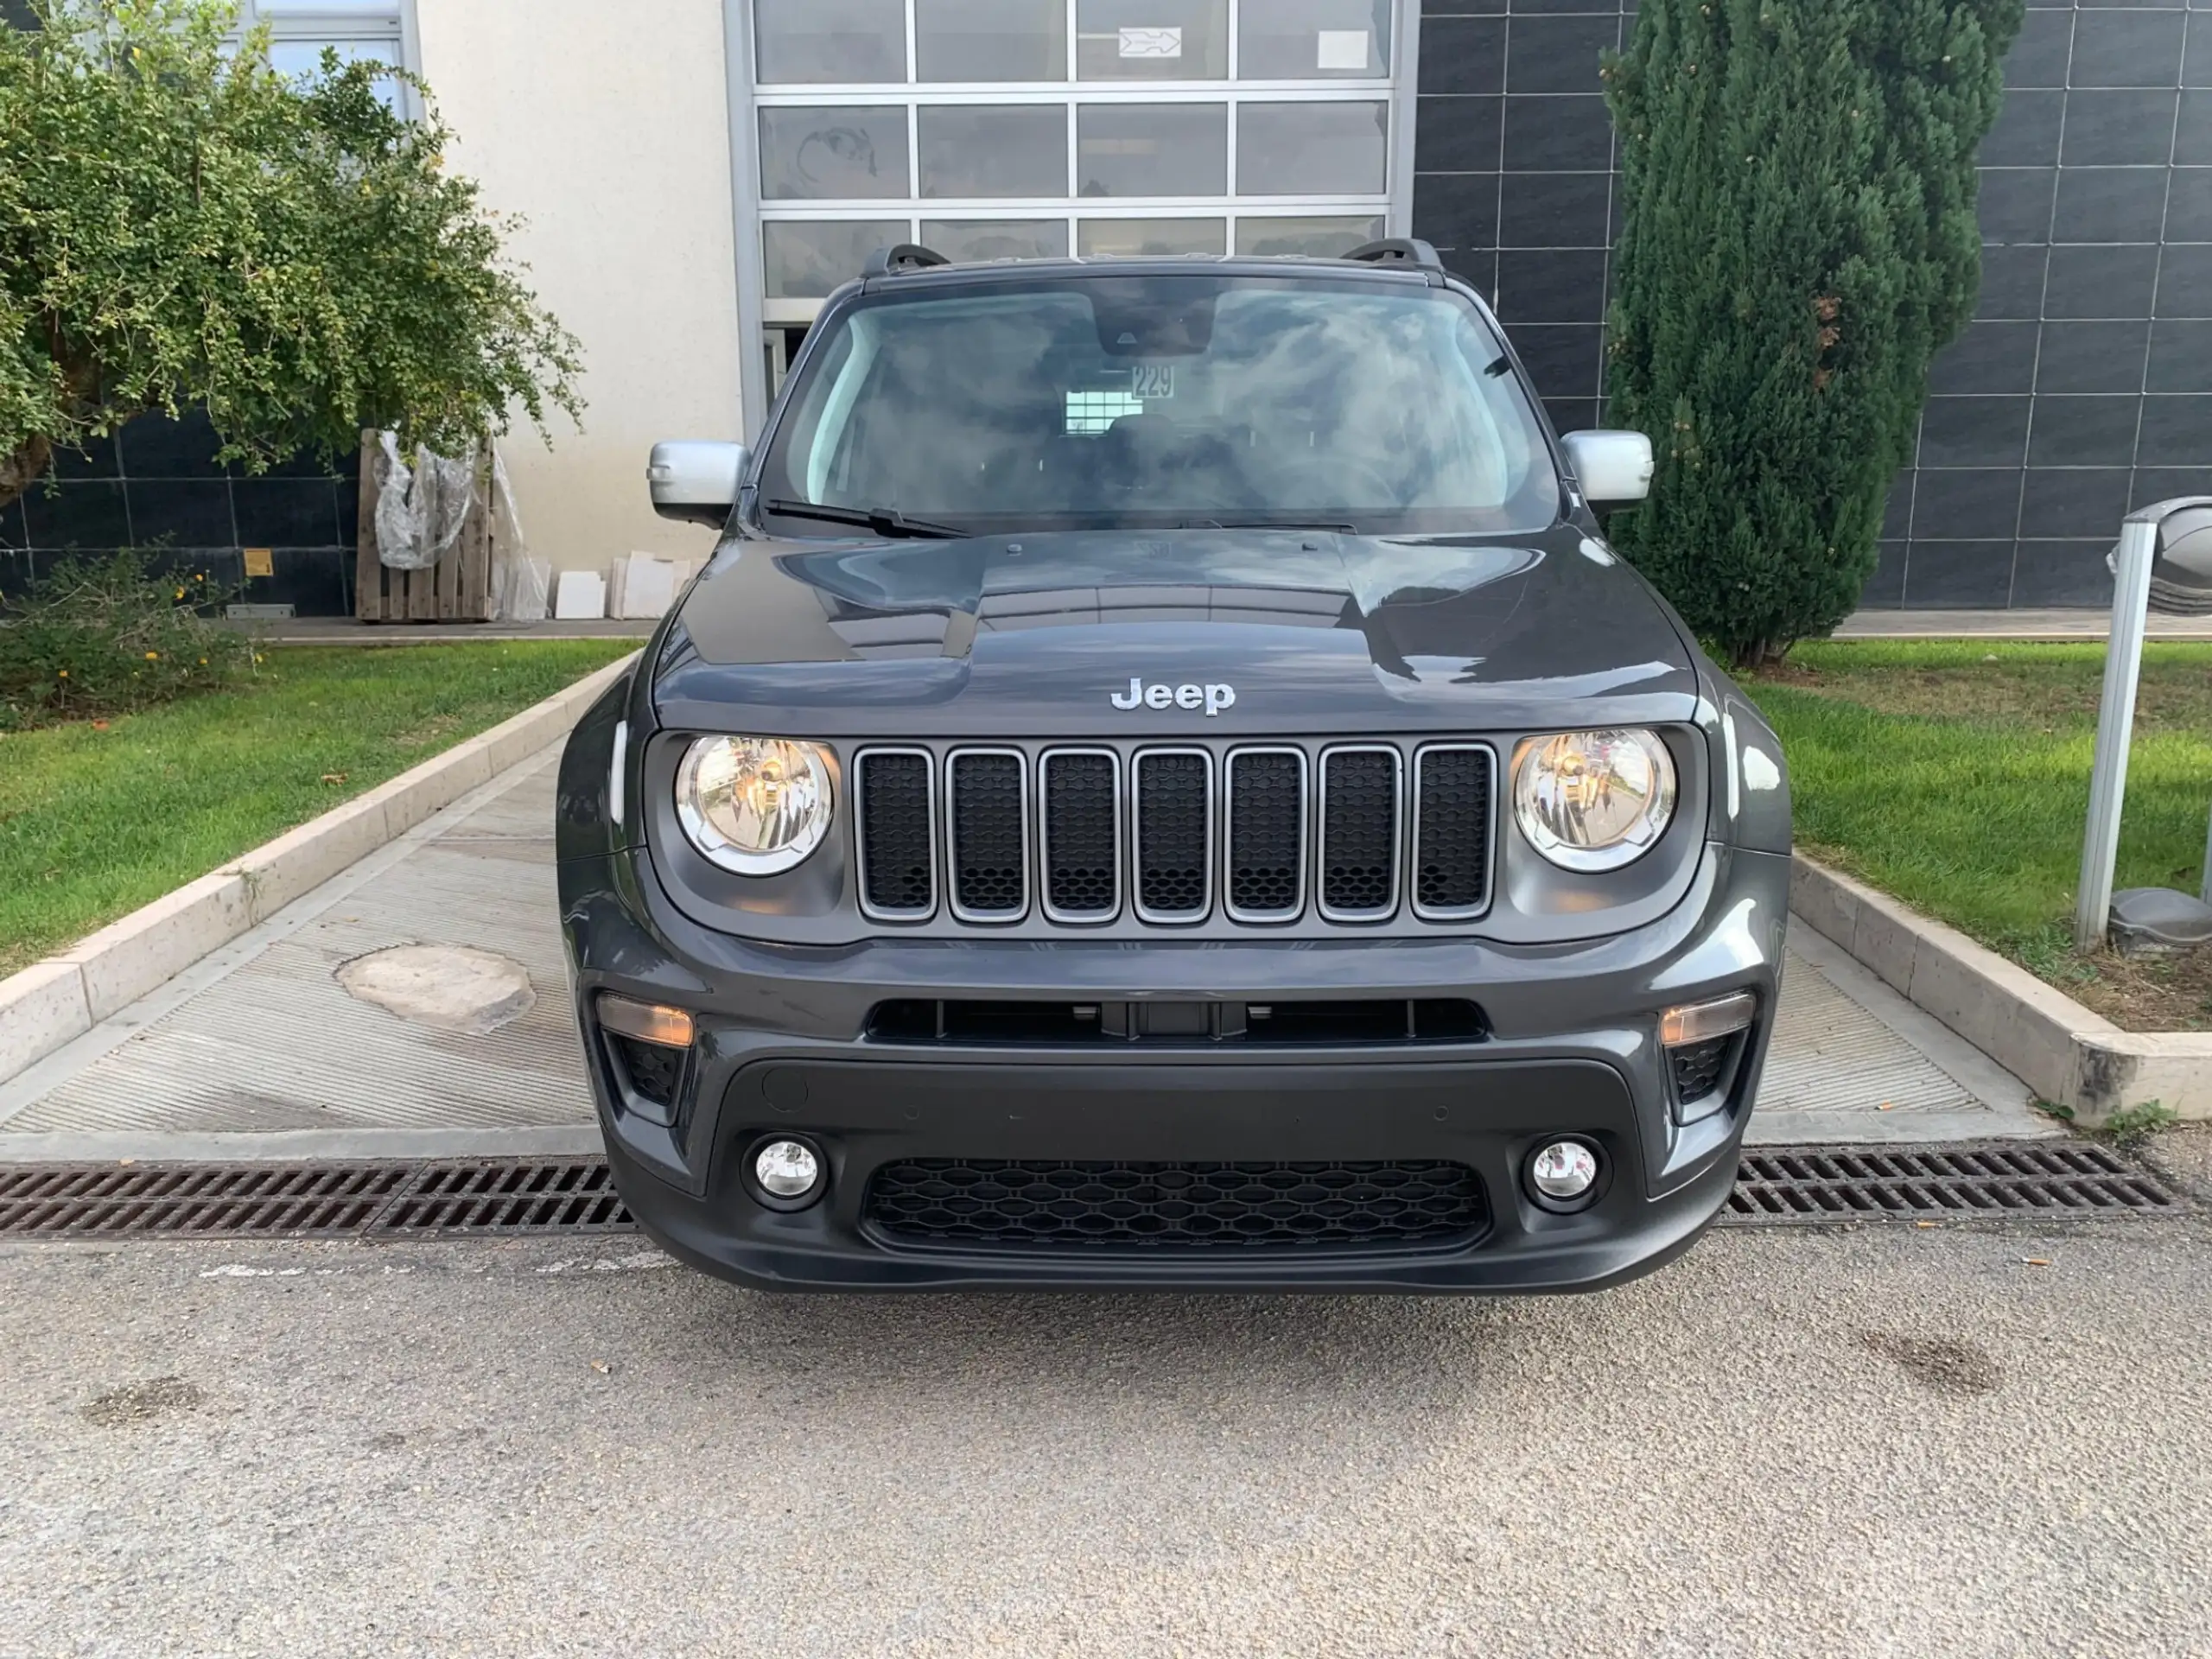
[1110,678,1236,716]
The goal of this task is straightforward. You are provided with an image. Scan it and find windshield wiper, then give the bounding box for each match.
[763,499,969,540]
[1180,518,1359,533]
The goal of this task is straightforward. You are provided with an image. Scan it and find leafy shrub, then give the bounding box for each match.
[1601,0,2023,666]
[0,551,257,729]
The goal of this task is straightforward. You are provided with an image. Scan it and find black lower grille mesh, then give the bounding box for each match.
[866,1159,1488,1250]
[1043,752,1117,917]
[1414,747,1491,913]
[857,752,933,915]
[1670,1035,1732,1104]
[1227,751,1304,916]
[1135,752,1210,916]
[1321,749,1398,916]
[950,752,1025,916]
[611,1035,683,1107]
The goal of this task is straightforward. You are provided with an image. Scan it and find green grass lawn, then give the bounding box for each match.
[1748,641,2212,1030]
[0,640,632,980]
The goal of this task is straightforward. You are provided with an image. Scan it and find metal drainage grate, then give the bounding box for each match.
[0,1159,632,1239]
[0,1141,2182,1242]
[1723,1142,2177,1224]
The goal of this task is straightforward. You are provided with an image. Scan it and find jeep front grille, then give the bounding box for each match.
[947,749,1027,919]
[1319,746,1401,920]
[1134,750,1211,922]
[1040,750,1119,920]
[1413,744,1494,918]
[854,749,934,919]
[852,740,1495,930]
[1225,748,1306,920]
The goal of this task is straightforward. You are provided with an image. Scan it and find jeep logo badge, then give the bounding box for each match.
[1111,677,1236,716]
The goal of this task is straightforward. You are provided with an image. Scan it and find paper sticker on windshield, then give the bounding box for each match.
[1130,363,1175,399]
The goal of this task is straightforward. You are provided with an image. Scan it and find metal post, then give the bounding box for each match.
[2202,802,2212,906]
[2075,512,2161,950]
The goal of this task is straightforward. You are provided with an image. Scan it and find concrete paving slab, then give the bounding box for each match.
[5,1221,2209,1653]
[0,746,2054,1157]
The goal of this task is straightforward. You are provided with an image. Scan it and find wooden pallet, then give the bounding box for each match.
[353,429,499,622]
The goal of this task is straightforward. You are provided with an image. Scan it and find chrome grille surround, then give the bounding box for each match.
[1132,747,1215,925]
[851,738,1495,932]
[1039,747,1123,924]
[1223,746,1309,924]
[945,747,1031,923]
[1316,743,1404,924]
[853,747,938,923]
[1410,742,1498,922]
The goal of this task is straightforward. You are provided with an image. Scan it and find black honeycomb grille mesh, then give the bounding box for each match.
[1671,1036,1732,1104]
[1415,747,1491,912]
[1043,753,1117,916]
[857,753,932,913]
[866,1159,1489,1250]
[950,753,1025,915]
[1228,751,1303,916]
[1136,753,1209,915]
[1321,750,1398,915]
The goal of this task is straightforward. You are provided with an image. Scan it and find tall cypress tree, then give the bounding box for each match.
[1601,0,2021,665]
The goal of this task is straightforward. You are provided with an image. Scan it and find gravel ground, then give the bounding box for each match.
[3,1216,2209,1658]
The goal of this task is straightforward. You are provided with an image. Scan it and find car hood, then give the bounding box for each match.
[652,524,1701,737]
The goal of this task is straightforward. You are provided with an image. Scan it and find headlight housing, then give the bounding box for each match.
[1513,728,1677,872]
[675,735,834,874]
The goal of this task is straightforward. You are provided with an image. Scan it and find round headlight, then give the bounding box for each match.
[1513,728,1677,872]
[676,736,833,874]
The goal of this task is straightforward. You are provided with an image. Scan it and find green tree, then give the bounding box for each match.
[1601,0,2021,665]
[0,0,581,510]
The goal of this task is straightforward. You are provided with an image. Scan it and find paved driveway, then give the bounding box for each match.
[3,1211,2206,1656]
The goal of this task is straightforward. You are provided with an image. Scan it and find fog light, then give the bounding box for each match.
[1529,1140,1599,1202]
[753,1139,822,1200]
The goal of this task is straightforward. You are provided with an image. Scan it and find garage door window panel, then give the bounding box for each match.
[918,106,1071,199]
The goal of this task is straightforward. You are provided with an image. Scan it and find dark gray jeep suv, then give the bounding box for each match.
[556,240,1791,1293]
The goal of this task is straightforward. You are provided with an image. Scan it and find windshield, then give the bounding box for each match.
[754,274,1560,537]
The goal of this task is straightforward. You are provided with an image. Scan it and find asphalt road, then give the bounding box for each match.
[3,1209,2209,1658]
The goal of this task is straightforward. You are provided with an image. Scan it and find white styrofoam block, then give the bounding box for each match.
[554,569,607,620]
[619,556,679,619]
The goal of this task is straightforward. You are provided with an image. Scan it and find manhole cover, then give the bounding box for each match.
[335,944,535,1034]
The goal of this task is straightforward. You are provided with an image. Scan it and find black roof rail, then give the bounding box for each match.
[1342,238,1444,270]
[864,243,951,277]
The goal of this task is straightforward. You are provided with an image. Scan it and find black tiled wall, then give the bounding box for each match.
[1414,0,2212,611]
[0,410,359,615]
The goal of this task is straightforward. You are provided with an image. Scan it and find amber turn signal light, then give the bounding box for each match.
[597,994,696,1048]
[1658,991,1756,1049]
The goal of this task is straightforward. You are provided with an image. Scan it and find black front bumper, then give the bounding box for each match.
[560,842,1789,1293]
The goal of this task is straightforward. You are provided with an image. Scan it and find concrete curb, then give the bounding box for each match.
[0,653,636,1086]
[0,1125,607,1165]
[1789,855,2212,1125]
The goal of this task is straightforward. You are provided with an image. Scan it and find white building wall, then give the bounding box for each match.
[412,0,743,573]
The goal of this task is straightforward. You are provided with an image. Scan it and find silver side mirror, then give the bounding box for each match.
[1559,429,1654,513]
[648,440,749,528]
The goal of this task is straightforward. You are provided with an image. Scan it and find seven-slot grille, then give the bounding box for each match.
[855,742,1494,927]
